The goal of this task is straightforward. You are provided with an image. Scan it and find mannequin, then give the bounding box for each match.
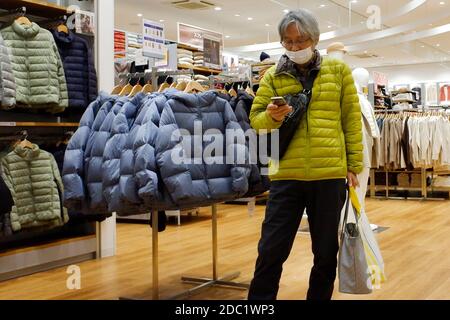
[352,68,381,230]
[327,42,347,61]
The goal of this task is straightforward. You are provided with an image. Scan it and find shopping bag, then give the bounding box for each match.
[348,187,386,288]
[338,188,373,294]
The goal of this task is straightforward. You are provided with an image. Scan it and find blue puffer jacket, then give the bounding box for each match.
[102,93,149,214]
[84,96,129,214]
[62,93,113,212]
[155,91,251,209]
[133,92,173,210]
[52,30,97,109]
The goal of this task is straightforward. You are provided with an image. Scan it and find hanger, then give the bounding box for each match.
[229,88,238,98]
[111,85,123,95]
[119,83,133,96]
[128,84,143,97]
[184,80,206,94]
[176,81,187,91]
[57,23,69,34]
[170,82,177,89]
[158,82,170,93]
[18,131,33,149]
[141,82,153,94]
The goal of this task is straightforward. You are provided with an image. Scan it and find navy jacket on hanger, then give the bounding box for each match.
[52,30,98,109]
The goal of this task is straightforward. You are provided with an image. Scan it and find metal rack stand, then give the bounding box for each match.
[120,204,249,300]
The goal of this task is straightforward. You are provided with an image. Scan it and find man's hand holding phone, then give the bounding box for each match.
[267,97,293,122]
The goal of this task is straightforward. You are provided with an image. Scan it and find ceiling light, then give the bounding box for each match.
[437,44,441,47]
[225,35,230,38]
[248,17,253,20]
[320,4,326,8]
[351,0,358,3]
[421,45,425,48]
[283,9,289,13]
[234,14,240,17]
[328,25,332,28]
[440,1,445,5]
[137,13,143,17]
[265,23,270,27]
[215,7,222,11]
[159,19,165,22]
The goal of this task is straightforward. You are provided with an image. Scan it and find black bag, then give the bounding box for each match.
[267,70,319,160]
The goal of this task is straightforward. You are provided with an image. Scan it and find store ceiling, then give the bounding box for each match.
[115,0,450,68]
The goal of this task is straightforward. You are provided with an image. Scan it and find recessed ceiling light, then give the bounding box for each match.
[234,14,240,17]
[159,19,165,22]
[283,9,289,13]
[215,7,222,11]
[265,23,270,27]
[248,17,253,20]
[328,25,332,28]
[225,35,230,38]
[351,0,358,3]
[437,44,441,47]
[137,13,143,17]
[421,45,425,48]
[320,4,326,8]
[440,1,445,5]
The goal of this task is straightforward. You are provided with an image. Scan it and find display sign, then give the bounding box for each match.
[178,22,223,51]
[75,10,95,36]
[373,71,388,86]
[142,19,165,59]
[203,35,221,70]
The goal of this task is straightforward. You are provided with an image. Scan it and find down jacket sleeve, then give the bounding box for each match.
[51,156,69,224]
[340,63,363,175]
[86,41,98,103]
[52,39,69,113]
[155,104,194,204]
[0,33,16,109]
[223,99,251,195]
[133,100,162,205]
[249,66,284,133]
[63,95,108,208]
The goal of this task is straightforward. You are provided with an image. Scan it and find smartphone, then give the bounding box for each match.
[271,96,287,106]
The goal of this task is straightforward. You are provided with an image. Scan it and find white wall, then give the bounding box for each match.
[366,62,450,85]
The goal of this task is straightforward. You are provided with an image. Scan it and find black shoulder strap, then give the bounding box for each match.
[302,69,319,96]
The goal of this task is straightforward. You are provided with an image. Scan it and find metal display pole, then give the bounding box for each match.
[167,204,249,300]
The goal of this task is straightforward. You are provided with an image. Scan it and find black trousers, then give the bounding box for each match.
[248,179,346,300]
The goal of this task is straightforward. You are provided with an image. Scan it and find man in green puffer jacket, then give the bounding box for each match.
[248,9,363,301]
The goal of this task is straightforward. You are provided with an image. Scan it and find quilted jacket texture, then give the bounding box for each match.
[250,56,363,181]
[1,144,68,232]
[1,21,68,113]
[0,32,16,108]
[52,30,97,109]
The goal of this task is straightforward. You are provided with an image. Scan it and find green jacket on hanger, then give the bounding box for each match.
[1,144,68,232]
[0,21,68,113]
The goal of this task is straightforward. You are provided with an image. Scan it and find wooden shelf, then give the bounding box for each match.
[0,121,79,127]
[177,43,201,52]
[0,0,68,18]
[178,64,222,74]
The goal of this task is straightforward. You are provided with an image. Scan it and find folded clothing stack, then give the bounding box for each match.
[194,51,204,67]
[114,30,126,58]
[177,75,192,84]
[178,48,194,69]
[128,33,141,47]
[433,176,450,187]
[194,75,209,81]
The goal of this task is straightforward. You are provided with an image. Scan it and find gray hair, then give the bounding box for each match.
[278,9,320,45]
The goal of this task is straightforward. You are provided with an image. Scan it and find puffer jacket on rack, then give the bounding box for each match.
[219,91,270,197]
[155,91,251,209]
[83,96,129,214]
[0,172,14,236]
[133,93,172,211]
[63,93,113,214]
[102,93,149,214]
[1,21,68,113]
[0,32,16,109]
[51,30,98,109]
[1,144,68,232]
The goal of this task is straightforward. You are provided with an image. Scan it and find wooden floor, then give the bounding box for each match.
[0,199,449,300]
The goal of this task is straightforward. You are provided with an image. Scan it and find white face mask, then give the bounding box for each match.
[285,46,314,65]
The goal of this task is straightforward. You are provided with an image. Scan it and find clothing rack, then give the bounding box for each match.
[370,111,450,200]
[120,204,249,300]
